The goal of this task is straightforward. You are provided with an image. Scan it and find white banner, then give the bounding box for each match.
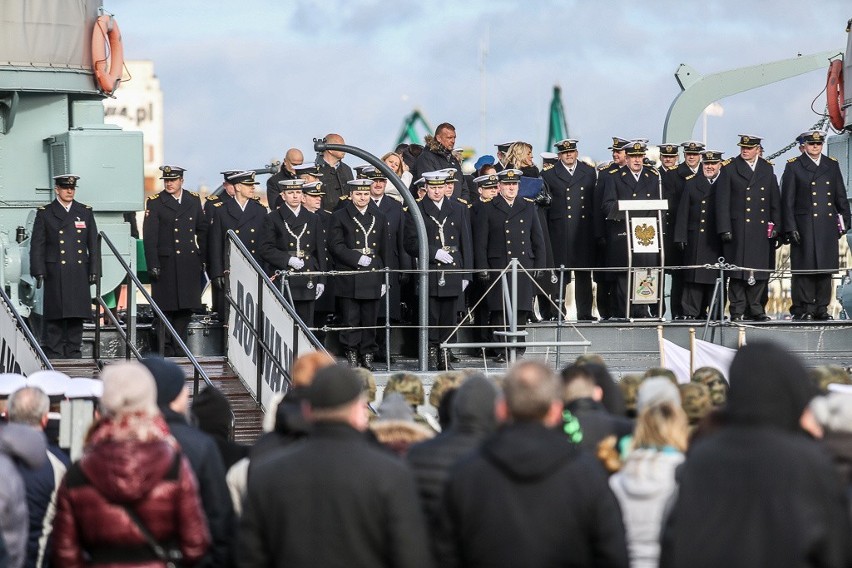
[693,339,736,384]
[660,338,691,384]
[0,300,46,376]
[630,217,660,253]
[227,242,316,410]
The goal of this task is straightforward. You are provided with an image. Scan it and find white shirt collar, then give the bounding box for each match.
[355,204,368,215]
[432,198,444,210]
[287,204,301,216]
[689,165,699,175]
[373,196,382,207]
[809,154,821,167]
[745,158,757,171]
[632,170,642,181]
[562,162,575,175]
[60,201,72,212]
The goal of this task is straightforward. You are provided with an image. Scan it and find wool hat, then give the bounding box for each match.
[307,365,363,409]
[141,357,186,407]
[100,362,158,416]
[637,377,681,413]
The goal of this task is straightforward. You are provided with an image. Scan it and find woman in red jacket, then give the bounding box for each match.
[52,362,210,567]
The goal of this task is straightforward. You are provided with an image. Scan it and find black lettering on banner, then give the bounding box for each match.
[0,336,23,374]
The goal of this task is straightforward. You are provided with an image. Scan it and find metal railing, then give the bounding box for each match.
[0,285,53,371]
[94,232,214,395]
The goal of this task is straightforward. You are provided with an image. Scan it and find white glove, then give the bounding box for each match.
[462,279,469,291]
[381,284,387,297]
[315,283,325,299]
[435,249,454,264]
[357,255,372,267]
[288,256,305,270]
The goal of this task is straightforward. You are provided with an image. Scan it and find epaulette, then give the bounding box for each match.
[542,163,555,171]
[787,157,797,163]
[596,161,612,171]
[767,160,774,166]
[213,202,223,208]
[457,198,469,205]
[84,204,92,209]
[416,196,424,202]
[608,168,619,174]
[621,172,627,176]
[147,193,160,200]
[830,156,837,161]
[402,206,408,212]
[207,195,219,201]
[37,206,45,211]
[482,197,493,203]
[667,165,678,171]
[187,190,199,197]
[685,173,696,180]
[252,195,261,201]
[721,159,732,166]
[339,195,349,201]
[523,197,534,203]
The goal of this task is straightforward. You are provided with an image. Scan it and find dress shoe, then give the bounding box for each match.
[731,314,744,322]
[815,313,833,321]
[752,314,771,322]
[361,353,375,372]
[345,350,359,368]
[437,350,454,371]
[801,313,815,321]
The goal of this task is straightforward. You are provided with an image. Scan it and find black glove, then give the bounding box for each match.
[787,230,801,246]
[89,274,97,285]
[35,275,44,289]
[720,232,732,243]
[477,271,489,282]
[676,242,686,251]
[534,189,552,207]
[213,276,226,288]
[149,267,161,281]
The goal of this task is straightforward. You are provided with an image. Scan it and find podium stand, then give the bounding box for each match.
[618,198,668,320]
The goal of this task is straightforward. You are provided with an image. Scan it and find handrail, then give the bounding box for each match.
[0,286,53,371]
[94,231,213,394]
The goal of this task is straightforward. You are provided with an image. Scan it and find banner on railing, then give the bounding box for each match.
[0,300,45,376]
[227,242,315,409]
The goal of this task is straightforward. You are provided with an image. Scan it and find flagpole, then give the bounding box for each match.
[657,325,665,366]
[689,328,696,376]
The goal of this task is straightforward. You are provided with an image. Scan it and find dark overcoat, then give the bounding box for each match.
[328,201,388,300]
[715,156,781,280]
[30,200,99,320]
[781,154,851,272]
[259,206,326,302]
[143,190,208,311]
[208,196,267,278]
[543,160,598,269]
[374,196,411,319]
[472,195,546,312]
[675,173,724,284]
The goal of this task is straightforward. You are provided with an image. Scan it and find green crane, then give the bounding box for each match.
[546,85,570,151]
[395,109,434,146]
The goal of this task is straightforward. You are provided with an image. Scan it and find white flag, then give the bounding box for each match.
[693,339,736,384]
[661,338,691,384]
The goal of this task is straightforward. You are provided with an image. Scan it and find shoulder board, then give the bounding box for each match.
[482,197,492,203]
[84,204,92,209]
[830,156,837,161]
[685,173,696,180]
[213,202,223,207]
[187,190,199,197]
[767,160,774,166]
[457,198,469,205]
[252,195,261,201]
[787,157,797,163]
[621,172,627,176]
[37,206,45,211]
[523,197,534,203]
[666,165,678,171]
[339,195,349,201]
[416,196,424,202]
[207,195,219,201]
[147,193,160,200]
[721,159,731,166]
[647,166,659,175]
[596,161,612,171]
[542,163,555,171]
[608,168,619,174]
[402,206,408,212]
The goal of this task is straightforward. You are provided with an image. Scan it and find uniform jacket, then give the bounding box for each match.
[715,156,781,280]
[404,197,473,298]
[52,417,209,568]
[202,193,232,225]
[601,165,662,271]
[259,205,326,302]
[142,190,208,311]
[662,162,697,267]
[317,158,354,212]
[238,422,434,568]
[30,200,99,320]
[313,208,336,312]
[373,196,411,318]
[435,422,629,568]
[472,195,546,311]
[328,201,389,300]
[675,173,724,284]
[543,160,598,269]
[208,197,267,278]
[781,153,851,272]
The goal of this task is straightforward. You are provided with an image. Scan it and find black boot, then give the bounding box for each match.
[428,346,439,371]
[345,349,359,368]
[447,348,459,363]
[437,349,454,371]
[361,353,375,372]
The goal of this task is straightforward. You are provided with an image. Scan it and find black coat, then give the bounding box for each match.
[412,144,469,201]
[238,422,434,568]
[317,158,354,212]
[715,156,781,280]
[543,160,598,269]
[207,197,267,278]
[313,209,336,312]
[601,165,662,274]
[143,190,208,311]
[472,195,546,312]
[781,154,851,272]
[202,192,232,226]
[374,196,411,318]
[662,162,697,267]
[30,200,99,320]
[328,201,389,300]
[675,173,724,284]
[404,198,473,298]
[435,422,629,567]
[259,206,326,302]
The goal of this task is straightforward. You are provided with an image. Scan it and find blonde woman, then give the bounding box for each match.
[608,378,687,568]
[381,151,411,203]
[504,142,539,178]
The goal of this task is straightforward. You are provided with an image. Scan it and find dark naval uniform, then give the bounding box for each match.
[30,198,99,358]
[266,168,297,210]
[674,171,724,318]
[473,193,546,352]
[601,162,662,318]
[781,148,851,319]
[373,195,411,322]
[662,161,699,318]
[716,153,781,320]
[259,205,326,327]
[404,196,472,366]
[143,188,208,354]
[543,159,597,319]
[313,208,336,323]
[593,162,620,318]
[328,199,389,365]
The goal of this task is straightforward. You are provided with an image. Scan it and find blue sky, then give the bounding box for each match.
[109,0,851,189]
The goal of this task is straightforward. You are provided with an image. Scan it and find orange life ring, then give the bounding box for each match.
[826,59,845,131]
[91,15,124,95]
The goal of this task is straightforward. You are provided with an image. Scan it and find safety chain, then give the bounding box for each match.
[765,108,829,162]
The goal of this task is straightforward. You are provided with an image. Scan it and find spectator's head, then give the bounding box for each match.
[291,352,335,389]
[679,383,713,426]
[8,386,50,429]
[351,367,376,403]
[450,373,498,434]
[633,379,689,452]
[505,142,533,168]
[560,364,601,403]
[305,365,367,430]
[500,360,561,425]
[618,374,644,418]
[643,367,678,385]
[726,341,819,433]
[191,386,234,442]
[99,362,159,418]
[809,365,852,394]
[437,388,457,430]
[575,353,605,366]
[141,357,188,414]
[692,366,729,407]
[382,152,405,176]
[385,372,425,408]
[434,123,457,151]
[429,371,465,408]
